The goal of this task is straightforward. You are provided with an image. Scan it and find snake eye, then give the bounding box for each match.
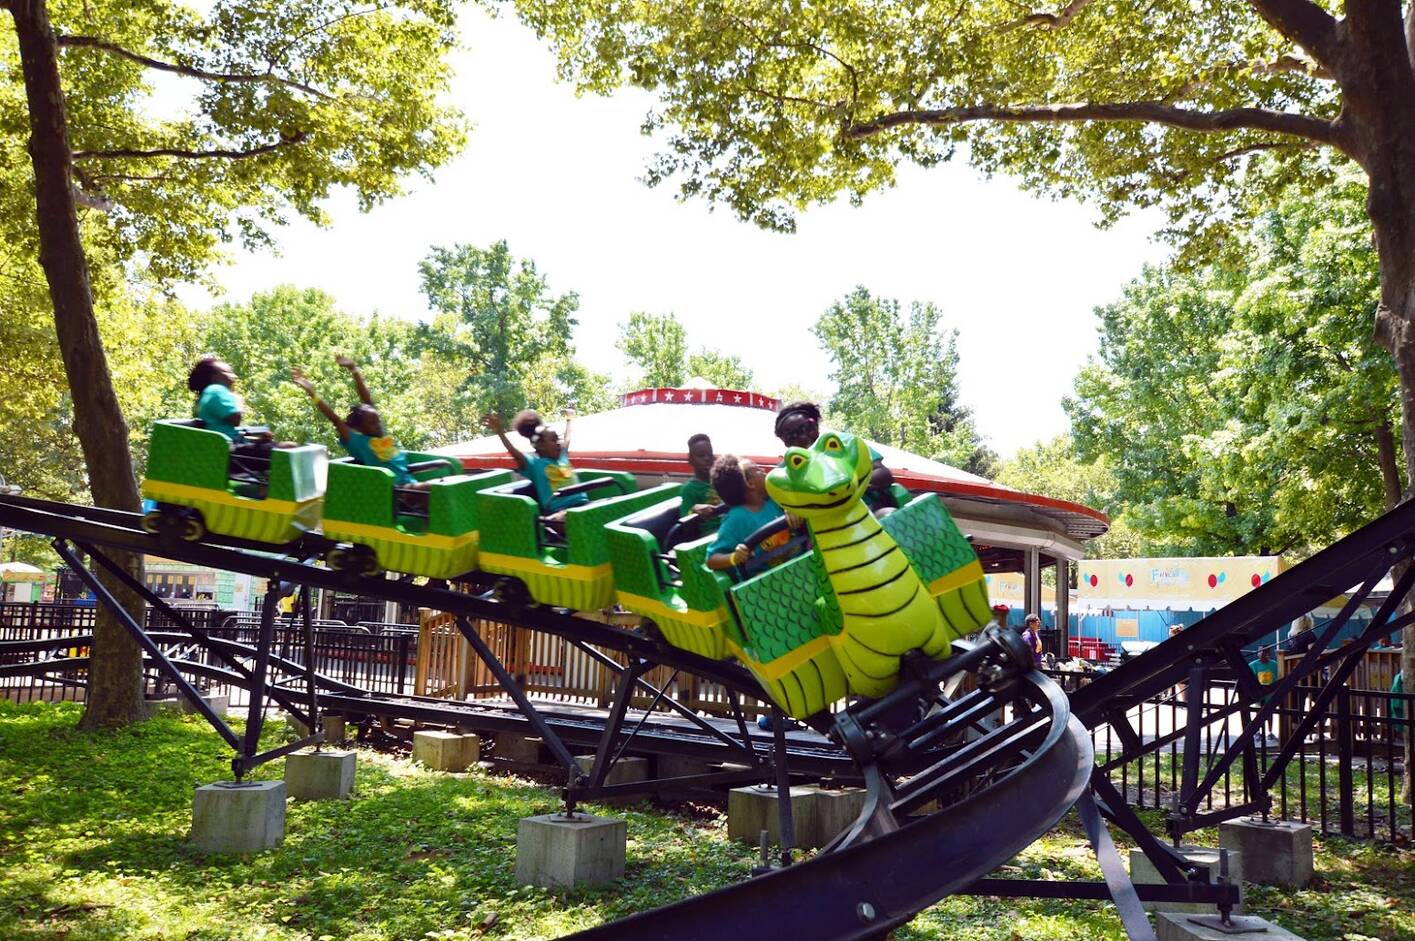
[788,452,808,470]
[823,435,842,452]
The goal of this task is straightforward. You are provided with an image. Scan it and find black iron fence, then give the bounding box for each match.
[0,602,415,709]
[4,602,1411,843]
[1051,668,1414,843]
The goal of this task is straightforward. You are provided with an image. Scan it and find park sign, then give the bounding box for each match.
[1076,557,1289,612]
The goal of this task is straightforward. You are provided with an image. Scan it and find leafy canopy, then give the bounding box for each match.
[0,0,465,283]
[617,310,757,389]
[1065,176,1399,557]
[618,311,689,387]
[814,286,994,476]
[512,0,1342,247]
[417,240,611,421]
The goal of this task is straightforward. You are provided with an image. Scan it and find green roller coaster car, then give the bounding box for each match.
[140,420,326,543]
[606,433,992,719]
[477,474,674,610]
[606,498,736,659]
[321,456,512,578]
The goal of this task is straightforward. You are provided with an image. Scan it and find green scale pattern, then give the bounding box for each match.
[729,553,830,663]
[880,494,973,585]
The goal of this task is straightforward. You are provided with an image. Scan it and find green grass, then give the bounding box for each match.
[1,700,1412,941]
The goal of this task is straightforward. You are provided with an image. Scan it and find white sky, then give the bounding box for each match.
[177,8,1170,459]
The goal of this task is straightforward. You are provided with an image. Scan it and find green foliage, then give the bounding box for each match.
[509,0,1341,246]
[996,436,1146,559]
[417,240,608,421]
[1,0,465,284]
[685,348,753,389]
[204,286,450,451]
[617,311,757,390]
[0,240,198,503]
[617,311,688,387]
[813,286,992,475]
[1065,178,1399,556]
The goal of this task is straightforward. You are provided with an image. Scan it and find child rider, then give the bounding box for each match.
[485,408,584,523]
[705,454,789,572]
[290,355,423,489]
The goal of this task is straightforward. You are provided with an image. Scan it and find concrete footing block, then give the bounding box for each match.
[285,714,346,742]
[494,732,543,764]
[515,813,626,888]
[191,780,286,853]
[728,785,825,849]
[1131,845,1244,914]
[654,754,715,797]
[179,694,229,716]
[1156,912,1305,941]
[807,787,867,845]
[574,755,649,804]
[413,730,480,772]
[1219,818,1313,888]
[285,749,356,800]
[144,698,181,718]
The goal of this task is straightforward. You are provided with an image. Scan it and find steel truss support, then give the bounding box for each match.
[451,614,581,782]
[53,539,241,753]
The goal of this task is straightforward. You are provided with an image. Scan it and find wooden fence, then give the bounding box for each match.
[413,609,771,717]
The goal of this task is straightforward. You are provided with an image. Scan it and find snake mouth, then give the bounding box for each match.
[774,473,869,511]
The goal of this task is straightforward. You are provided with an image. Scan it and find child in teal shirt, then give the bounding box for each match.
[486,409,587,519]
[706,455,788,571]
[291,356,417,487]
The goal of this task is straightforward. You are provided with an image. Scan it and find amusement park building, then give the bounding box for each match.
[437,384,1109,641]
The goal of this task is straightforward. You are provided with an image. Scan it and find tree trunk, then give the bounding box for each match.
[10,0,146,728]
[1367,157,1415,805]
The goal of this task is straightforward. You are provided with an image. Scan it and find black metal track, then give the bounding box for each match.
[0,494,763,695]
[568,676,1093,941]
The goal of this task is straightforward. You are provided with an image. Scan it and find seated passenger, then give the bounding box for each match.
[485,408,585,523]
[681,433,721,523]
[774,400,901,514]
[705,455,787,572]
[290,356,424,489]
[187,355,288,479]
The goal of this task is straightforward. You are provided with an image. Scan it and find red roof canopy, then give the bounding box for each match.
[437,385,1108,541]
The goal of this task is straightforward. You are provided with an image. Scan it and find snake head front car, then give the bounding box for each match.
[766,431,872,521]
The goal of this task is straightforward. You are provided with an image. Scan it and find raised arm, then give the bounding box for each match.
[336,355,374,406]
[561,407,575,453]
[483,413,528,471]
[291,368,350,440]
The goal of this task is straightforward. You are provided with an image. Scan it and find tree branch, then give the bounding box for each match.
[57,35,333,101]
[1164,55,1332,103]
[842,100,1345,152]
[999,0,1094,33]
[1243,0,1340,66]
[72,131,308,161]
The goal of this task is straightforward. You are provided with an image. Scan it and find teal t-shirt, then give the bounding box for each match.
[709,498,786,559]
[1249,658,1279,688]
[344,431,413,486]
[525,453,588,512]
[195,383,243,442]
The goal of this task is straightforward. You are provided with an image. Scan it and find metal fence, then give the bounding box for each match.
[1053,667,1414,843]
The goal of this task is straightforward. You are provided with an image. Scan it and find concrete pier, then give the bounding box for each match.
[190,780,286,853]
[515,813,626,888]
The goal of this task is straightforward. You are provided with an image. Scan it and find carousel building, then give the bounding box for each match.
[438,382,1108,647]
